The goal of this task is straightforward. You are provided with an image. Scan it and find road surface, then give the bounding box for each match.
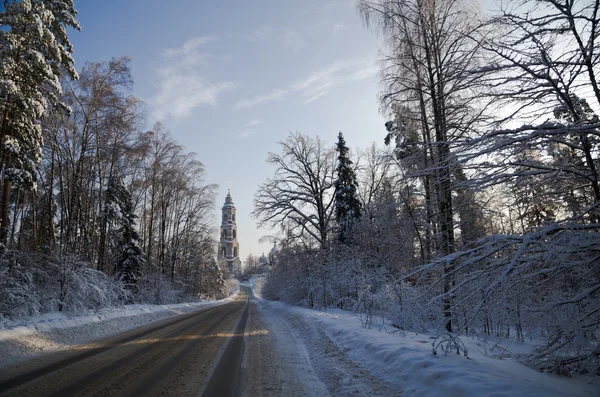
[0,286,398,397]
[0,287,294,396]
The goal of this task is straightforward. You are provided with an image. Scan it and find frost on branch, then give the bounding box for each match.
[0,250,129,321]
[411,222,600,375]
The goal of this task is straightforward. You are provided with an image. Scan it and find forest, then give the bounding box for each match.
[254,0,600,377]
[0,1,227,322]
[0,0,598,380]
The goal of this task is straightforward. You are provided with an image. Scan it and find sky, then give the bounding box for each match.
[68,0,387,260]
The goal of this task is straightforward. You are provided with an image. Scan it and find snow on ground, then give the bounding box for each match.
[3,274,599,397]
[244,275,399,396]
[0,294,237,368]
[246,276,600,397]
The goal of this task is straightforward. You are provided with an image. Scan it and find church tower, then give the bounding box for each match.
[218,185,242,274]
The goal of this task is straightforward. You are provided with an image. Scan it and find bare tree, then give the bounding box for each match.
[253,132,336,251]
[356,143,395,209]
[358,0,489,331]
[469,0,600,222]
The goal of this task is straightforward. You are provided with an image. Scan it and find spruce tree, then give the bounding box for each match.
[0,0,79,242]
[105,176,144,291]
[334,132,362,243]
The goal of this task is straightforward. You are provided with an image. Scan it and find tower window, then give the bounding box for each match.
[233,230,237,239]
[232,214,236,222]
[223,213,227,221]
[234,247,238,257]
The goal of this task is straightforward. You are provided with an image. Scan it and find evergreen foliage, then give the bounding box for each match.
[0,0,599,380]
[0,0,80,240]
[333,132,362,243]
[105,176,144,291]
[256,0,600,377]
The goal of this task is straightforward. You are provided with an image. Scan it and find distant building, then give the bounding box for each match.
[217,186,242,274]
[257,252,270,274]
[268,241,278,266]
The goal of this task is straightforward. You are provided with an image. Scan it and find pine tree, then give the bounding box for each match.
[0,0,79,242]
[334,132,362,243]
[105,176,144,291]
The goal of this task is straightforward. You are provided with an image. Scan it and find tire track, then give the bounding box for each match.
[0,290,249,397]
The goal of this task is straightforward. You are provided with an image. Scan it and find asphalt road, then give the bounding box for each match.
[0,287,254,397]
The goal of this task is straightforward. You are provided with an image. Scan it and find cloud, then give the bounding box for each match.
[292,60,378,102]
[234,59,377,109]
[284,30,306,51]
[238,130,257,139]
[332,23,347,33]
[304,91,328,104]
[245,26,272,41]
[234,89,288,110]
[163,36,213,57]
[237,119,261,139]
[350,63,380,81]
[242,119,261,128]
[152,37,236,120]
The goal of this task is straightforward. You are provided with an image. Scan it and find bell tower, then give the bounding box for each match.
[218,184,241,274]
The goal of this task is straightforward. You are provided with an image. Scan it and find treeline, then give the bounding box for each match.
[0,1,224,320]
[255,0,600,376]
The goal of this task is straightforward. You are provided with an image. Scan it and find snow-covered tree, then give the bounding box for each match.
[334,132,362,243]
[0,0,79,242]
[470,0,600,222]
[105,176,144,291]
[202,259,225,300]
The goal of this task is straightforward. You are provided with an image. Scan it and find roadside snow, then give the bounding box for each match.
[0,295,236,368]
[250,280,600,397]
[244,277,398,396]
[248,275,265,299]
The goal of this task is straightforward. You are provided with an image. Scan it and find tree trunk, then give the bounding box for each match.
[0,178,12,244]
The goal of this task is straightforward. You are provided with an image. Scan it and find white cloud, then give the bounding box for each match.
[293,60,378,102]
[234,89,288,110]
[234,59,377,109]
[284,30,306,51]
[350,63,379,81]
[152,37,236,120]
[246,26,272,41]
[237,130,257,139]
[304,91,328,104]
[237,119,261,139]
[163,36,213,57]
[242,119,261,128]
[332,23,347,33]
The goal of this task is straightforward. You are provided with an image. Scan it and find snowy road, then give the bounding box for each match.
[0,289,249,396]
[0,287,263,396]
[0,286,400,397]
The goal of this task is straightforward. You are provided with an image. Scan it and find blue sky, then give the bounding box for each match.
[69,0,386,259]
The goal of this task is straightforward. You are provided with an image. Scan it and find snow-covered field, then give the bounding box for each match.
[0,295,236,368]
[248,276,600,397]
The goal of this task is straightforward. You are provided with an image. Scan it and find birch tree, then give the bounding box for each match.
[358,0,488,331]
[470,0,600,222]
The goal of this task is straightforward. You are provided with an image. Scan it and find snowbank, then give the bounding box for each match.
[0,294,236,368]
[261,300,600,397]
[241,275,265,299]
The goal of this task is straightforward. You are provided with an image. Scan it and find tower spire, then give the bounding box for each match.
[218,184,240,274]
